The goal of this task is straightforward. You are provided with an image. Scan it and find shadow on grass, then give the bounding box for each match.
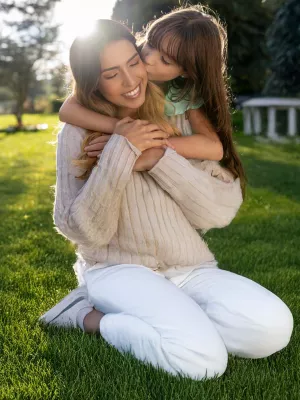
[0,176,28,200]
[0,166,29,208]
[241,153,300,202]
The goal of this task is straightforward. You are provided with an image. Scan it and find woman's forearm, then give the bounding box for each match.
[54,125,141,247]
[59,96,119,133]
[148,148,242,231]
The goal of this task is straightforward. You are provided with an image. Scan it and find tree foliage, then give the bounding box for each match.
[263,0,300,96]
[112,0,178,31]
[0,0,61,126]
[112,0,273,94]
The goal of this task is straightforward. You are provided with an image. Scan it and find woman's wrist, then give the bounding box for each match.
[145,148,165,170]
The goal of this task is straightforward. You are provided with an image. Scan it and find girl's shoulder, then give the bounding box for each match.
[164,85,204,117]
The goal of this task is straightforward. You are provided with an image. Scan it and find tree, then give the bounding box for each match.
[0,0,61,127]
[50,63,69,99]
[264,0,285,13]
[112,0,273,94]
[112,0,178,32]
[263,0,300,96]
[207,0,273,94]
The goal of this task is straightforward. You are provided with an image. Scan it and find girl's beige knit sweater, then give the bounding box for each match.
[54,115,243,282]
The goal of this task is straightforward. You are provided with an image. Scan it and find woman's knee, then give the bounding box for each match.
[199,270,294,359]
[100,312,228,381]
[239,297,293,359]
[161,334,228,380]
[254,299,293,358]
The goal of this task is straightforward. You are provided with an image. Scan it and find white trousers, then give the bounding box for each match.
[84,264,293,380]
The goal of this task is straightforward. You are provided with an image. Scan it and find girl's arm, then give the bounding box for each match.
[59,95,119,134]
[167,108,224,161]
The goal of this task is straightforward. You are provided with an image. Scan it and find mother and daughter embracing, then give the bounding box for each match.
[40,6,293,380]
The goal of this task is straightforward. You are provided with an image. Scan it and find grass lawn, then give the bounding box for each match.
[0,113,299,400]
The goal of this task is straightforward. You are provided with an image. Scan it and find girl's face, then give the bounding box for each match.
[141,41,185,82]
[98,40,148,111]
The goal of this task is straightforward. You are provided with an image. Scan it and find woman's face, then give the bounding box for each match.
[98,40,148,110]
[141,40,185,82]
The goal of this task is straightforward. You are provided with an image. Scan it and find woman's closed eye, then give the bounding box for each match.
[104,73,118,80]
[129,60,140,67]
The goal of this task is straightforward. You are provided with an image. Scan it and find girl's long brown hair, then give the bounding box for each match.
[145,5,246,197]
[69,19,178,179]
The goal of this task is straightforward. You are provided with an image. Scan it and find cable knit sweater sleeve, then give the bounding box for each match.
[148,148,243,231]
[54,124,141,247]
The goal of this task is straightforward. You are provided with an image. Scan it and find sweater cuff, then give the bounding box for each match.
[148,147,181,187]
[114,134,142,157]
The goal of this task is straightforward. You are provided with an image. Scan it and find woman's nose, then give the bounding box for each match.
[122,70,136,87]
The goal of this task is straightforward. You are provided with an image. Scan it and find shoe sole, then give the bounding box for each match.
[39,287,87,325]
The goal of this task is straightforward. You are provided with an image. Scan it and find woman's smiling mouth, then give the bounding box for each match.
[123,84,141,99]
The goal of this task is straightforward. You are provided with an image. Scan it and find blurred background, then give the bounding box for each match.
[0,0,299,128]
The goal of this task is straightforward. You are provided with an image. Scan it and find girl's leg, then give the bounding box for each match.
[84,264,228,380]
[177,267,293,358]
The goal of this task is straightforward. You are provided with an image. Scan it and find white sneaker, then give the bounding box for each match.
[39,286,92,328]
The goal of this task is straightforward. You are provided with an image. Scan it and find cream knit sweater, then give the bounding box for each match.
[54,115,243,283]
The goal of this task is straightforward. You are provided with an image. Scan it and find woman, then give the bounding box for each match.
[40,19,293,380]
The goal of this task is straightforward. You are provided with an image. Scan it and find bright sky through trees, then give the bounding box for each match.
[55,0,116,59]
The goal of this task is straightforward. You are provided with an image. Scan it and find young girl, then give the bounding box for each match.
[59,5,246,192]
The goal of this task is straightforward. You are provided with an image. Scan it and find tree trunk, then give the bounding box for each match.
[16,113,23,129]
[13,69,30,129]
[14,100,24,129]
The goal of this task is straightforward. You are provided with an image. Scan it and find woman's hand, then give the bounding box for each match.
[84,134,111,158]
[114,117,170,152]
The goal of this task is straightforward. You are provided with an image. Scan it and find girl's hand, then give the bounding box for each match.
[84,134,111,158]
[114,117,170,152]
[84,119,175,159]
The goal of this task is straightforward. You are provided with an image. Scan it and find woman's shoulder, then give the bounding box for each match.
[57,124,87,157]
[59,123,86,140]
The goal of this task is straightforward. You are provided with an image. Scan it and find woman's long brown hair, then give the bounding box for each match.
[69,19,178,179]
[145,5,246,197]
